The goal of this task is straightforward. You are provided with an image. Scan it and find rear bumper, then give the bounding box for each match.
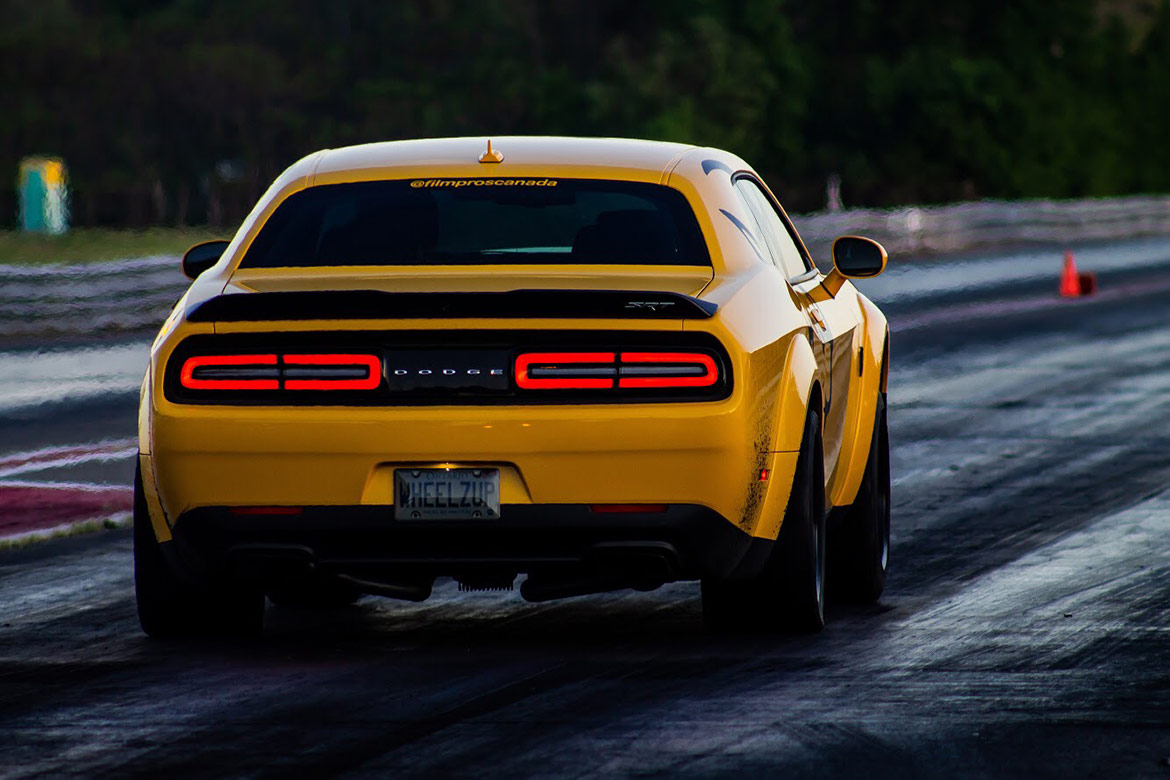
[164,503,773,590]
[148,400,801,542]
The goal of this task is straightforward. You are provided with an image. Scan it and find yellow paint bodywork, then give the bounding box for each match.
[141,137,888,547]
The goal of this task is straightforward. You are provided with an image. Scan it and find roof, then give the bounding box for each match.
[311,136,700,179]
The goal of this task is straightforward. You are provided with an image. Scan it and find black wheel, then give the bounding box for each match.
[702,407,828,633]
[267,578,362,608]
[134,465,264,638]
[829,393,890,604]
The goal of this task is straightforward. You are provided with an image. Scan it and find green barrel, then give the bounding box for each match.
[18,157,68,234]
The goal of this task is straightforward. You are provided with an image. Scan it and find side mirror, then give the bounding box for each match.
[823,235,888,295]
[832,235,887,277]
[182,240,230,280]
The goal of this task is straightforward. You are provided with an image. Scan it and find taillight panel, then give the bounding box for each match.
[514,352,720,391]
[179,353,382,393]
[164,331,731,405]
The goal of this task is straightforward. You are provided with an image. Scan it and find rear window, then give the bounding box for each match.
[239,178,710,268]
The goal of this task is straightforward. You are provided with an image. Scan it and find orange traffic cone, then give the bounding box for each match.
[1060,251,1096,298]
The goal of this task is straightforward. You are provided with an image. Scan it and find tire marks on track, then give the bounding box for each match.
[4,267,1170,775]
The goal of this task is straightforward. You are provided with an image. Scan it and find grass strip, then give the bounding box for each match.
[0,228,227,265]
[0,513,130,550]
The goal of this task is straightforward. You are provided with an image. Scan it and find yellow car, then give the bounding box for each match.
[134,137,890,637]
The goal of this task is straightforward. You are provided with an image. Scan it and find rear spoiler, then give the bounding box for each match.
[187,289,718,322]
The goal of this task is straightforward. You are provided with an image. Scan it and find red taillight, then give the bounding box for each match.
[618,352,718,389]
[179,353,381,392]
[180,354,279,390]
[515,352,616,390]
[513,351,719,391]
[283,354,382,391]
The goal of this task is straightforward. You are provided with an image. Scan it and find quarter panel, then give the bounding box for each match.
[683,264,812,539]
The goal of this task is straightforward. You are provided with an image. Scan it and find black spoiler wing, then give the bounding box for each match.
[188,289,717,322]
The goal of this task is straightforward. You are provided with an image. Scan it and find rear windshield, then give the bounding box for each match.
[239,178,710,268]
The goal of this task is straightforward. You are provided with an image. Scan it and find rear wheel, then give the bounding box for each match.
[702,407,827,633]
[134,465,264,638]
[829,393,890,604]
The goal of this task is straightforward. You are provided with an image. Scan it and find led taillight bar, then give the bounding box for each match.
[283,354,382,390]
[179,354,279,391]
[617,352,718,388]
[515,352,616,390]
[179,353,382,391]
[513,351,719,390]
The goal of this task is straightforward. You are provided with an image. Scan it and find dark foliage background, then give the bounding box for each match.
[1,0,1165,226]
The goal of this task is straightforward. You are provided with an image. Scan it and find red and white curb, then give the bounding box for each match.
[0,439,137,541]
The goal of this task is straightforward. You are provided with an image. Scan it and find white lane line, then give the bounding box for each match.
[0,344,147,413]
[0,439,138,479]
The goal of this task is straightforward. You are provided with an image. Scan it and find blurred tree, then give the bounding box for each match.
[0,0,1167,225]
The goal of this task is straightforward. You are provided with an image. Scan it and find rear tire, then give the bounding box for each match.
[134,465,264,638]
[829,393,890,604]
[702,408,827,634]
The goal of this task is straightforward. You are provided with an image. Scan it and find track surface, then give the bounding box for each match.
[3,250,1170,777]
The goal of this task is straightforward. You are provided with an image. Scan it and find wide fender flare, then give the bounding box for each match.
[745,334,817,542]
[137,367,173,543]
[829,293,889,508]
[773,333,819,453]
[856,291,889,416]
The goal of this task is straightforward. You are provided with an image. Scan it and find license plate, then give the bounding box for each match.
[394,468,500,520]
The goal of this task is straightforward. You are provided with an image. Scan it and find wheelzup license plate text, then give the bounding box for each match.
[394,468,500,520]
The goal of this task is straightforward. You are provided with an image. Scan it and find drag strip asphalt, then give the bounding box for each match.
[2,247,1170,776]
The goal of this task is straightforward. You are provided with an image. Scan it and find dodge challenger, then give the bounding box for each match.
[134,136,890,637]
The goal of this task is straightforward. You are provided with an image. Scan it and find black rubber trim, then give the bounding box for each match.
[167,503,771,584]
[188,290,718,323]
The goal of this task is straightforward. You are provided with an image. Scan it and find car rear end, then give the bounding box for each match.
[143,149,782,600]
